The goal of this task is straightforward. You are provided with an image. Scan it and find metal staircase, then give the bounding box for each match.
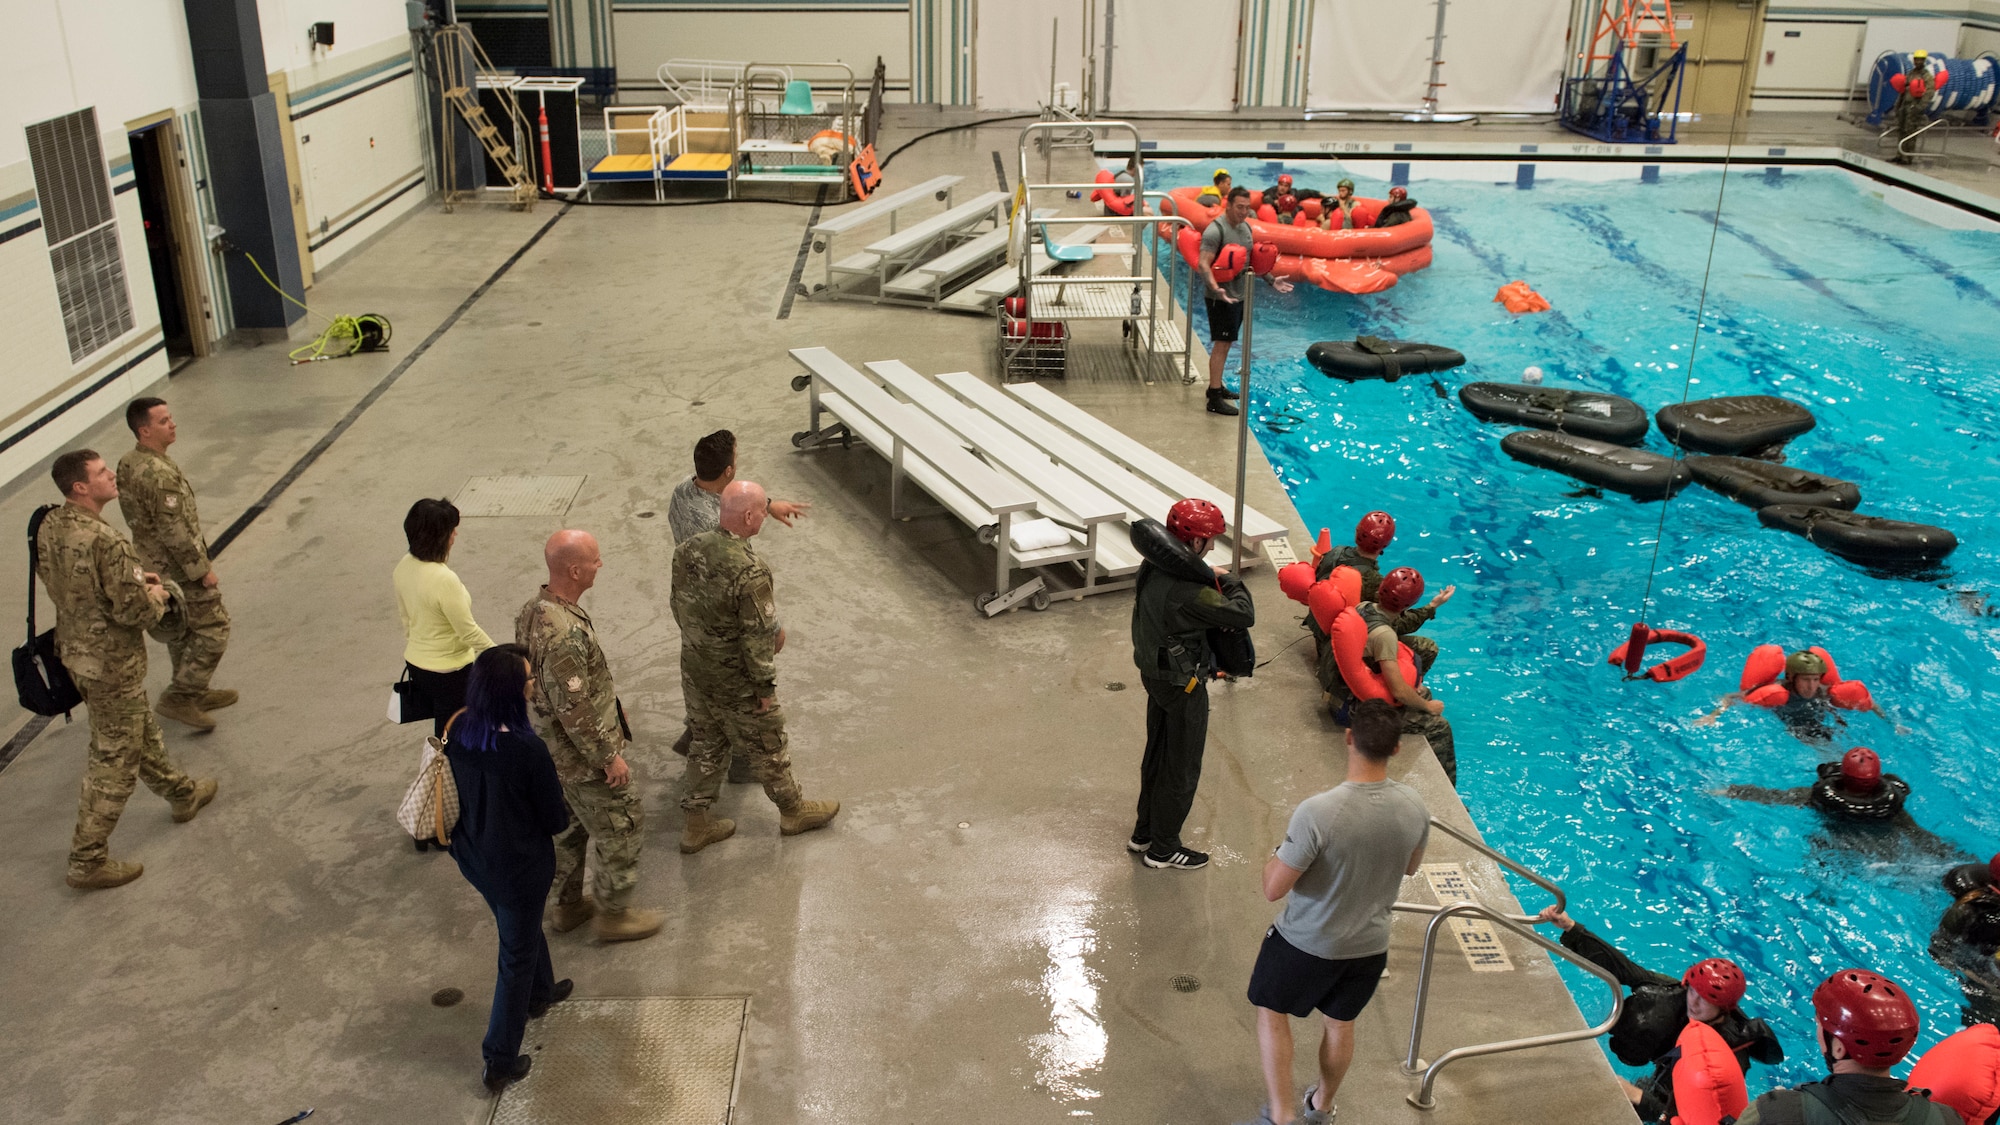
[432,24,538,209]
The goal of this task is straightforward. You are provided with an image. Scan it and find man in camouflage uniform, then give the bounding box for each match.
[117,398,234,731]
[516,530,664,943]
[671,481,838,853]
[1324,565,1458,785]
[1312,510,1453,694]
[37,450,217,890]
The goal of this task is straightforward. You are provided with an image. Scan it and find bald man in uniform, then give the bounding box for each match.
[672,481,838,851]
[516,530,665,943]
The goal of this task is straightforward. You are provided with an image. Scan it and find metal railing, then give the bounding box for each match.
[1392,817,1565,923]
[1400,901,1625,1110]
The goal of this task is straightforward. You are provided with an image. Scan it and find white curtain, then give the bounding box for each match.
[977,0,1100,111]
[1107,0,1238,112]
[1307,0,1567,113]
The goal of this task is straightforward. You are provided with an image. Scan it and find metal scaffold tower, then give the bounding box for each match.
[1560,1,1688,144]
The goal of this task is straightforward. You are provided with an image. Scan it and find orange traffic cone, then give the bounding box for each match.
[1310,527,1332,564]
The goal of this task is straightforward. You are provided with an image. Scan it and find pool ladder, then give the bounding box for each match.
[1390,817,1627,1111]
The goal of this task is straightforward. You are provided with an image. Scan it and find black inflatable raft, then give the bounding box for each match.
[1500,431,1693,500]
[1459,382,1649,445]
[1656,395,1815,457]
[1306,336,1465,383]
[1758,505,1958,568]
[1687,456,1861,511]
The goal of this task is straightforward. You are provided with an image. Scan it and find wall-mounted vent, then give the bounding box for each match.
[26,108,134,362]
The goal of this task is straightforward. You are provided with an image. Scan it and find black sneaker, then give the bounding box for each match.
[528,978,573,1019]
[1143,845,1210,870]
[1127,835,1151,854]
[1205,391,1240,417]
[1216,386,1241,400]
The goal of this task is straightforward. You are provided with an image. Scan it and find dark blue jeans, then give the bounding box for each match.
[475,886,556,1065]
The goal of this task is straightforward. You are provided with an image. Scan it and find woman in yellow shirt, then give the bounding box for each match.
[394,498,494,741]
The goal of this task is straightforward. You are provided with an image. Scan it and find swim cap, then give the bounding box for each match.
[1785,649,1828,677]
[1355,511,1396,553]
[1683,958,1747,1008]
[1376,567,1425,616]
[1336,177,1356,191]
[1812,969,1920,1066]
[1841,747,1883,792]
[1166,497,1226,543]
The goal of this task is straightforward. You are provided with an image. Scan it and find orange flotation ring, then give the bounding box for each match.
[1278,561,1316,604]
[1907,1023,2000,1125]
[1495,280,1551,314]
[1312,568,1420,703]
[1607,623,1707,683]
[1671,1020,1749,1125]
[1090,169,1135,217]
[1739,644,1876,711]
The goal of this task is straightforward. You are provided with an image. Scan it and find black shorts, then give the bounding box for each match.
[1247,927,1388,1021]
[1206,297,1244,343]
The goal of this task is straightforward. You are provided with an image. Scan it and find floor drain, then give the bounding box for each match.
[1171,975,1201,993]
[1106,682,1126,692]
[432,987,464,1007]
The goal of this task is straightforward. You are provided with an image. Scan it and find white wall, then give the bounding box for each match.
[1306,0,1565,113]
[614,6,911,95]
[1754,1,2000,112]
[1,0,201,169]
[279,34,427,271]
[976,0,1101,111]
[1107,0,1236,112]
[257,0,417,79]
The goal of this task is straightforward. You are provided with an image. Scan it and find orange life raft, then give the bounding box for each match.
[1090,168,1135,217]
[1159,186,1433,295]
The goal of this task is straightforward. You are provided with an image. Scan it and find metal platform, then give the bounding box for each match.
[453,475,587,517]
[490,996,748,1125]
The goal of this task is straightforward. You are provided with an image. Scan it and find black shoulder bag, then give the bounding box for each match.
[13,504,83,718]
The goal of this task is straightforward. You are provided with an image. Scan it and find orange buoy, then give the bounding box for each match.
[1495,280,1551,314]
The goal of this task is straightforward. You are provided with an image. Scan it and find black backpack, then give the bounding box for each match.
[13,504,82,718]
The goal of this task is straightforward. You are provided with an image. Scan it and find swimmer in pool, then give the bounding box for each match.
[1931,855,2000,1027]
[1718,748,1966,862]
[1696,649,1906,744]
[1535,906,1783,1122]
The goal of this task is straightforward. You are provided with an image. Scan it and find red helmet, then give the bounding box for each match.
[1841,747,1883,792]
[1683,958,1747,1008]
[1355,510,1396,553]
[1388,185,1409,201]
[1166,498,1225,543]
[1376,567,1425,615]
[1277,173,1293,186]
[1812,969,1920,1066]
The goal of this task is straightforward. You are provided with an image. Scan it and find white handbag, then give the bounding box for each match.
[395,711,462,845]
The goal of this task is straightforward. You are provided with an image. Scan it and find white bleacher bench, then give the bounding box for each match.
[806,175,961,302]
[827,191,1010,291]
[935,223,1112,315]
[865,361,1141,596]
[789,347,1084,615]
[1005,382,1288,567]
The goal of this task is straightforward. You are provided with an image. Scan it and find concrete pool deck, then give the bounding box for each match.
[1,108,1937,1123]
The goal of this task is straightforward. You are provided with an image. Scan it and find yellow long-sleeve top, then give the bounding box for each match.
[394,554,494,672]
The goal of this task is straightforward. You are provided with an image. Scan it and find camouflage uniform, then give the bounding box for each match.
[516,587,645,914]
[117,446,229,706]
[1321,600,1457,784]
[670,530,804,813]
[36,504,198,876]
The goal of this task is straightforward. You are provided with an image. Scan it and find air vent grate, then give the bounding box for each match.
[25,108,134,362]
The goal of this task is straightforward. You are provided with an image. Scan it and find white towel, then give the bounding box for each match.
[1009,518,1072,552]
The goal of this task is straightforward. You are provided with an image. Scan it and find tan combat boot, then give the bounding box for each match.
[66,859,144,890]
[155,697,216,731]
[200,689,239,710]
[594,907,666,943]
[549,895,595,933]
[171,778,219,823]
[679,810,736,854]
[779,798,841,836]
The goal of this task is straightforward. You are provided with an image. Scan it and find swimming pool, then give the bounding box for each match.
[1147,156,2000,1087]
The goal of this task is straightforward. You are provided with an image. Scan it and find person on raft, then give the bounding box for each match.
[1930,855,2000,1028]
[1719,748,1966,862]
[1372,185,1417,228]
[1733,969,1961,1125]
[1261,172,1323,205]
[1320,178,1360,230]
[1534,906,1782,1122]
[1199,187,1293,418]
[1198,168,1232,202]
[1696,648,1906,743]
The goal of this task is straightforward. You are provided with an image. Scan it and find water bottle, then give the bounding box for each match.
[1066,190,1083,200]
[1129,286,1142,318]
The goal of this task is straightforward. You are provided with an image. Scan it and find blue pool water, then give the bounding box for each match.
[1149,157,2000,1086]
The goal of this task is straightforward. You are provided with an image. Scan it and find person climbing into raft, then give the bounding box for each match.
[1320,565,1458,783]
[1931,855,2000,1028]
[1535,906,1783,1123]
[1308,511,1454,676]
[1718,747,1967,862]
[1696,646,1906,743]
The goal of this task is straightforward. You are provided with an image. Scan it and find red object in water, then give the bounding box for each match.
[538,104,553,194]
[1620,621,1651,676]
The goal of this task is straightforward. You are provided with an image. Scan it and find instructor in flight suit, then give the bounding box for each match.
[39,449,217,890]
[672,481,838,853]
[517,530,665,944]
[117,397,234,731]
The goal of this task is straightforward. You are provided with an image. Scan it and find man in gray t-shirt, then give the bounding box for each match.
[1247,700,1428,1125]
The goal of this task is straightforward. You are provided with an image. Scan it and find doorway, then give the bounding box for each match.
[1680,0,1762,123]
[126,120,205,364]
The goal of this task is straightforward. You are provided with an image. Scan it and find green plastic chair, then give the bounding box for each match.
[779,80,816,115]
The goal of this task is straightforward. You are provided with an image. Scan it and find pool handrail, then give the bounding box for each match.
[1401,900,1626,1111]
[1391,816,1566,923]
